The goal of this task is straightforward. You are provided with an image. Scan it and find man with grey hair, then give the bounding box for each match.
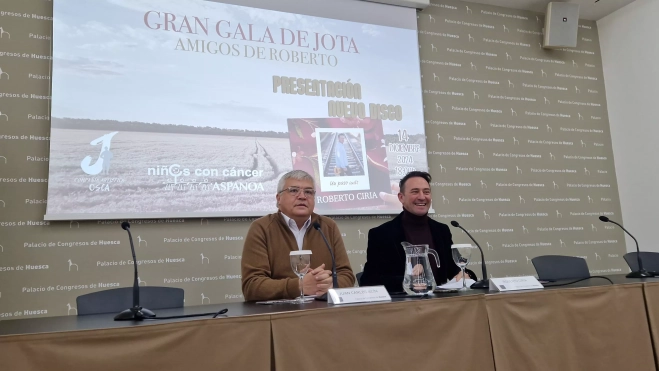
[242,170,355,301]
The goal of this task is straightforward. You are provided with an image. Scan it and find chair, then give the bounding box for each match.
[356,272,363,286]
[624,252,659,273]
[76,287,184,315]
[531,255,590,281]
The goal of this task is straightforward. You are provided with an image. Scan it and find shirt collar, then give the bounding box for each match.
[280,212,311,230]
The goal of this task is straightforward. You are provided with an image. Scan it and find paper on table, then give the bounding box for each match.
[255,295,317,305]
[438,278,476,289]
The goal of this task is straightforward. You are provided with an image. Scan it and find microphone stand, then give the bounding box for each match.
[113,222,230,320]
[599,217,653,278]
[313,222,338,289]
[451,221,489,289]
[115,222,155,320]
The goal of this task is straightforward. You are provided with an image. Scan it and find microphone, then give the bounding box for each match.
[599,216,653,278]
[450,221,489,289]
[313,222,339,289]
[115,221,155,320]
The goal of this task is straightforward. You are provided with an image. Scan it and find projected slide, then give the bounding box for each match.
[46,0,427,220]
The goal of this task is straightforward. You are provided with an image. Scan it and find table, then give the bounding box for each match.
[1,275,658,371]
[486,283,653,371]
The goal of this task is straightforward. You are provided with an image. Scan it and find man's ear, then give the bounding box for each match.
[397,192,404,203]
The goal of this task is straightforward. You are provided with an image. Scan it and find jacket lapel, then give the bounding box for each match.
[428,219,446,251]
[389,212,407,260]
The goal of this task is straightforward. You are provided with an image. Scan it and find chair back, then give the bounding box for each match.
[531,255,590,281]
[624,252,659,273]
[76,286,184,315]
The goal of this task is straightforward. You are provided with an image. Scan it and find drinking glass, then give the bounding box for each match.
[290,250,314,303]
[451,244,474,291]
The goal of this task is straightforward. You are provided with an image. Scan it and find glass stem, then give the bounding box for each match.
[299,275,304,301]
[461,267,466,289]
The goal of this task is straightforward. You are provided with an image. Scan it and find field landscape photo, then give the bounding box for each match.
[46,118,292,215]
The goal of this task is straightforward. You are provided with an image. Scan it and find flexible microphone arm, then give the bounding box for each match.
[451,221,489,289]
[114,223,228,320]
[313,222,339,289]
[123,223,140,310]
[599,216,652,278]
[115,222,155,320]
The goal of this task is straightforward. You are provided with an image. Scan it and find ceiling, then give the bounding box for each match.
[460,0,636,20]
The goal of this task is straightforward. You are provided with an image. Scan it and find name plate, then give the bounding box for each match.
[327,286,391,305]
[489,276,544,292]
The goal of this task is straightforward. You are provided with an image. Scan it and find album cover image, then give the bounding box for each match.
[287,118,390,210]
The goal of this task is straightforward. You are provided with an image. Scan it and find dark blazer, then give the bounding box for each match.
[360,212,471,292]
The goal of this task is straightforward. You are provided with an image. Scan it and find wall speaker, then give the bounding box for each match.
[543,2,579,48]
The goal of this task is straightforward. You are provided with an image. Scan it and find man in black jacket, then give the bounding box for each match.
[360,171,473,292]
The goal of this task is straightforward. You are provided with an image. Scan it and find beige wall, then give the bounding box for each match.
[598,0,659,253]
[0,0,626,319]
[419,0,627,278]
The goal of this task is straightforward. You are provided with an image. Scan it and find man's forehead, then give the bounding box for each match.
[407,185,431,191]
[406,177,430,186]
[285,179,314,187]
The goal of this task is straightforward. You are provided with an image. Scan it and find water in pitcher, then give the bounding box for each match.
[402,244,440,295]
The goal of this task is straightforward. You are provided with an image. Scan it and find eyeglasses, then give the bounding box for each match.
[279,187,316,197]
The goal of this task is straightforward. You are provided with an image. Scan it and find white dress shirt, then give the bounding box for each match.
[281,213,312,250]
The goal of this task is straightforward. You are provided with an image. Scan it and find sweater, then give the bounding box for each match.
[241,211,355,301]
[401,209,441,284]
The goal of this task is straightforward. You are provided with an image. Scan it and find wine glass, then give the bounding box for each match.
[451,244,474,291]
[290,250,314,303]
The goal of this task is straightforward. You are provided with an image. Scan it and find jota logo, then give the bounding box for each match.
[0,27,9,39]
[80,132,118,175]
[0,66,9,79]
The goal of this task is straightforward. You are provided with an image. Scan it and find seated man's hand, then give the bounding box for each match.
[412,264,424,276]
[411,264,428,291]
[301,264,321,295]
[313,268,333,295]
[453,271,469,281]
[300,263,333,296]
